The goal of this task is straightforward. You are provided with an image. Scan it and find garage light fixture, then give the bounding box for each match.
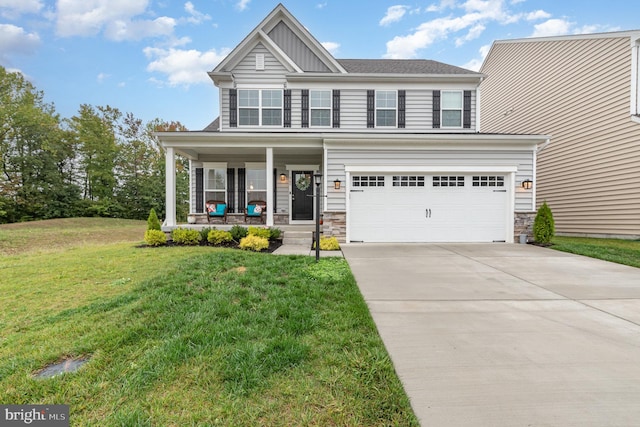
[333,178,341,190]
[521,179,533,190]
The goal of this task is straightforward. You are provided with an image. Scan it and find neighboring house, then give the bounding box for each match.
[156,3,548,243]
[480,30,640,238]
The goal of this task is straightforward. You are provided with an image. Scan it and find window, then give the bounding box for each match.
[205,167,226,202]
[246,167,267,202]
[376,90,397,127]
[433,176,464,187]
[353,176,385,187]
[310,90,331,127]
[472,176,504,187]
[393,176,425,187]
[238,89,282,126]
[442,91,463,128]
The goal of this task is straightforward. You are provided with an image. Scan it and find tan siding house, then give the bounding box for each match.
[480,31,640,238]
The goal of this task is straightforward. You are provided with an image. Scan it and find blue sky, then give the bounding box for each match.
[1,0,637,130]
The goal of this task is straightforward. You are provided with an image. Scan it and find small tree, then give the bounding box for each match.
[533,201,555,245]
[147,208,161,231]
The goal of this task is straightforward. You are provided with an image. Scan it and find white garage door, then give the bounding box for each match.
[348,174,509,243]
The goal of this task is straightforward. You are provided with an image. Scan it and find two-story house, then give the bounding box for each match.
[480,31,640,239]
[157,3,548,243]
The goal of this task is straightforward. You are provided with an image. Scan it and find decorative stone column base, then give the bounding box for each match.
[515,212,536,243]
[322,211,346,242]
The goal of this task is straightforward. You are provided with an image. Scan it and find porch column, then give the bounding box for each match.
[266,147,274,226]
[165,146,176,227]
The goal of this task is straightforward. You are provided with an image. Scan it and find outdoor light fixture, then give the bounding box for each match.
[333,178,341,190]
[522,179,533,190]
[279,173,287,182]
[314,173,323,262]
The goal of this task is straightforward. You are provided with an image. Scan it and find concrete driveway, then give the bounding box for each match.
[342,243,640,427]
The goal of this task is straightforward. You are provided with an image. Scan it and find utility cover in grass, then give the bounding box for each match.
[35,357,90,378]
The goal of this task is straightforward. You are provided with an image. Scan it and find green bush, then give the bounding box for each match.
[199,227,213,242]
[248,226,271,239]
[316,236,340,251]
[533,201,555,245]
[269,227,282,240]
[171,228,201,245]
[208,229,233,245]
[229,225,248,241]
[144,229,166,246]
[239,235,269,252]
[147,208,161,231]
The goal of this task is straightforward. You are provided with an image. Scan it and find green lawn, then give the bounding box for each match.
[551,236,640,268]
[0,219,417,426]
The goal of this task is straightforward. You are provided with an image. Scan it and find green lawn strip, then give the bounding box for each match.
[551,236,640,268]
[0,247,417,426]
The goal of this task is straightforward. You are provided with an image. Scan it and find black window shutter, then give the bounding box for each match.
[367,90,375,128]
[432,90,441,129]
[332,90,340,128]
[226,168,235,213]
[398,90,406,128]
[238,168,246,213]
[273,168,278,212]
[195,168,204,213]
[301,89,309,128]
[284,89,291,128]
[229,89,237,128]
[463,90,471,129]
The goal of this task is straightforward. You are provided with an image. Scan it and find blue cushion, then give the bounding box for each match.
[216,203,226,215]
[247,204,262,216]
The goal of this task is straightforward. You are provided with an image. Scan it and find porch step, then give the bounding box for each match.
[283,230,313,246]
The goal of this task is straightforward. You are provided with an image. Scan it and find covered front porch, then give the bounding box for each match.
[158,132,326,229]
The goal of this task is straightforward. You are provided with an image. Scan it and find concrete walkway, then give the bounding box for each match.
[341,243,640,427]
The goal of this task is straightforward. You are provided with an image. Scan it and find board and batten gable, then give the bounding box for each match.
[480,31,640,238]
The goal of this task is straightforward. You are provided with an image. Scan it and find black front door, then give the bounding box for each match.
[291,171,314,220]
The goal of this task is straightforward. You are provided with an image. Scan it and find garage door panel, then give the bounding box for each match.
[349,174,508,243]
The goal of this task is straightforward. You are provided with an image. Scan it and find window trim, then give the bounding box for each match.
[375,90,397,128]
[441,90,463,129]
[237,89,283,127]
[245,162,267,203]
[309,89,332,127]
[203,162,227,203]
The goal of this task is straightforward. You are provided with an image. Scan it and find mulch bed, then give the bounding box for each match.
[140,239,283,253]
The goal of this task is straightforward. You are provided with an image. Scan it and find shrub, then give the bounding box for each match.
[248,226,271,239]
[144,229,166,246]
[533,201,555,245]
[229,225,248,241]
[269,227,282,240]
[208,229,233,245]
[313,236,341,251]
[239,235,269,252]
[171,228,201,245]
[147,208,161,231]
[199,227,213,242]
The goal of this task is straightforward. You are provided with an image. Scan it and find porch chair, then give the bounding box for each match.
[244,200,266,224]
[206,200,228,223]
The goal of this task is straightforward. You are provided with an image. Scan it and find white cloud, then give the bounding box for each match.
[143,46,231,86]
[531,18,572,37]
[316,2,327,9]
[462,43,491,71]
[97,72,110,83]
[380,5,409,26]
[0,24,40,58]
[0,0,42,18]
[104,16,176,41]
[236,0,250,11]
[426,0,456,13]
[321,41,340,55]
[455,23,485,46]
[184,1,210,24]
[525,10,551,21]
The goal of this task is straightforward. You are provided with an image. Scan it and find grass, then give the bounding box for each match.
[0,218,417,426]
[551,236,640,268]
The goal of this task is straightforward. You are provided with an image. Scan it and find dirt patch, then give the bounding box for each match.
[34,355,91,379]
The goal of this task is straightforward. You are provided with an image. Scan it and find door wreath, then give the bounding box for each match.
[295,174,311,191]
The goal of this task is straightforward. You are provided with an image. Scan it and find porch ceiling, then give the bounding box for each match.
[176,145,323,159]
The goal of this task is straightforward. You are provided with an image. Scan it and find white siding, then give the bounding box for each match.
[231,43,288,85]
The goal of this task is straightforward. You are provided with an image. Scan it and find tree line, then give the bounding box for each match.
[0,66,189,224]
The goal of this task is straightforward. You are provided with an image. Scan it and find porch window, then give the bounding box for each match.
[442,91,463,128]
[310,90,331,127]
[376,90,397,127]
[246,165,267,202]
[205,166,226,202]
[238,89,283,126]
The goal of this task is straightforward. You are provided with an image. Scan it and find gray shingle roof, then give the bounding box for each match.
[203,117,220,131]
[337,59,479,75]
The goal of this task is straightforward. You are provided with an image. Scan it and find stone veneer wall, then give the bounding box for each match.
[323,211,346,242]
[187,213,289,225]
[514,212,536,243]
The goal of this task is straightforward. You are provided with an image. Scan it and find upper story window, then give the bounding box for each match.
[376,90,397,127]
[441,91,463,128]
[310,90,331,127]
[238,89,282,126]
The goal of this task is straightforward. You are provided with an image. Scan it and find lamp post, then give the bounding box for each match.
[313,173,322,262]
